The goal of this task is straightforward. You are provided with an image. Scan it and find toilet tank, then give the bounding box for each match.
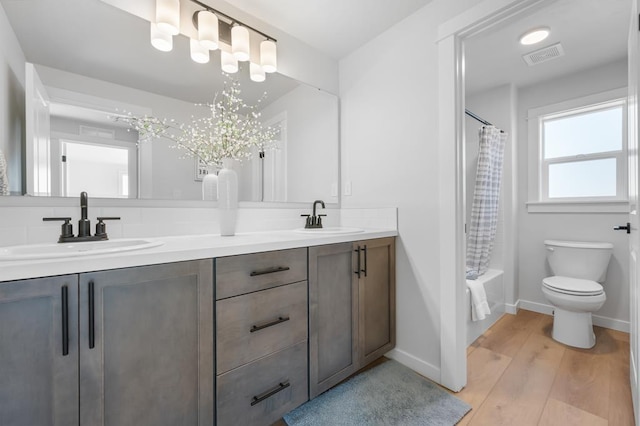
[544,240,613,282]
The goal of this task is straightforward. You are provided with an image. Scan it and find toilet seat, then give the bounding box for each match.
[542,276,603,296]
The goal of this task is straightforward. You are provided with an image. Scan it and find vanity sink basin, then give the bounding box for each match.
[293,227,364,235]
[0,239,164,261]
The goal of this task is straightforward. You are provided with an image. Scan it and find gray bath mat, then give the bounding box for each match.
[283,359,471,425]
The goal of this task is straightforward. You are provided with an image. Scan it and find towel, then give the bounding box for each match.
[467,279,491,321]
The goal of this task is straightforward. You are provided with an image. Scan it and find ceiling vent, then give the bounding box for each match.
[522,42,565,66]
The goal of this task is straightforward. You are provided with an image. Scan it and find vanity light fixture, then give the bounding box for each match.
[250,63,266,82]
[197,10,219,50]
[155,0,180,35]
[519,27,550,45]
[190,38,210,63]
[150,23,173,52]
[221,50,239,73]
[150,0,278,81]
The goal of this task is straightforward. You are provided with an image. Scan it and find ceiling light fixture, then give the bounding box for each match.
[150,0,278,82]
[519,27,550,45]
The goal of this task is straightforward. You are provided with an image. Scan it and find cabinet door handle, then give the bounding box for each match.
[61,285,69,356]
[88,281,95,349]
[249,266,290,277]
[250,316,290,333]
[250,381,290,406]
[362,245,368,277]
[354,246,361,278]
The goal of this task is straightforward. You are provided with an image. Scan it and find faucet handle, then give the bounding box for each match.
[43,217,74,240]
[95,217,121,239]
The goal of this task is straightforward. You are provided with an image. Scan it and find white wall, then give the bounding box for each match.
[0,3,25,195]
[517,59,630,327]
[339,0,483,381]
[260,85,339,203]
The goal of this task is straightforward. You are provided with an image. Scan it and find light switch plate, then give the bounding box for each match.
[344,181,352,196]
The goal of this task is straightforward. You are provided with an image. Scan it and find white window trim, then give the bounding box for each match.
[527,87,629,213]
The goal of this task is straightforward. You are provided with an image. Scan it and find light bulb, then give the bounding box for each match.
[198,11,219,50]
[221,50,238,73]
[150,22,172,52]
[260,40,277,73]
[232,25,250,61]
[250,62,266,82]
[190,38,209,64]
[155,0,180,36]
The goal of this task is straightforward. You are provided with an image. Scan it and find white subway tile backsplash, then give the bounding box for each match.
[0,205,397,247]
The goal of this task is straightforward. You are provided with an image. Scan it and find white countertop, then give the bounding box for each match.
[0,228,397,282]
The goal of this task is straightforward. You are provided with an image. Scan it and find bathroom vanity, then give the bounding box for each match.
[0,230,396,426]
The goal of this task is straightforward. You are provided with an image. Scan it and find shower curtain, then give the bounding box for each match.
[466,126,506,279]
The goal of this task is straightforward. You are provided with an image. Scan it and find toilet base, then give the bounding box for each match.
[551,308,596,349]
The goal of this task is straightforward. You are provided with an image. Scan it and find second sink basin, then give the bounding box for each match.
[293,227,364,235]
[0,239,164,261]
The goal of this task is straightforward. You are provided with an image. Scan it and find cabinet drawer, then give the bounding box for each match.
[217,341,308,426]
[216,248,307,299]
[217,281,308,373]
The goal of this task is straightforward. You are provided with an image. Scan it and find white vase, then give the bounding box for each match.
[217,158,238,236]
[201,166,218,201]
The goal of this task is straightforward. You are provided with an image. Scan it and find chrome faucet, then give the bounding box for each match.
[43,192,121,243]
[301,200,326,229]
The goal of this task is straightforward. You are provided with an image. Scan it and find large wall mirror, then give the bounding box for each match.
[1,0,339,205]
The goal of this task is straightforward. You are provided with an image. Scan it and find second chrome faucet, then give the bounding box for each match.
[43,192,120,243]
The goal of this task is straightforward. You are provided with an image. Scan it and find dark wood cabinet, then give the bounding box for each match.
[79,260,214,426]
[308,237,395,399]
[0,275,79,426]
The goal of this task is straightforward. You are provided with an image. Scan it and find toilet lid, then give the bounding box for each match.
[543,276,603,296]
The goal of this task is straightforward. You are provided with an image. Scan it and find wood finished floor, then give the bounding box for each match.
[276,310,634,425]
[456,309,634,426]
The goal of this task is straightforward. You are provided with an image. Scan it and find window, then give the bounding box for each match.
[527,88,628,212]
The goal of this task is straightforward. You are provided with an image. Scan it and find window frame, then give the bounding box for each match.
[527,88,629,213]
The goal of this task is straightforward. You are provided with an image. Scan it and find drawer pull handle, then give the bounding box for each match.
[250,316,290,333]
[250,266,290,277]
[250,381,290,406]
[88,281,95,349]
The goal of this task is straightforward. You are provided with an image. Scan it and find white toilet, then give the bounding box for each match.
[542,239,613,349]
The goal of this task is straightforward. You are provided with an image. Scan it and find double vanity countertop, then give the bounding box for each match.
[0,228,398,282]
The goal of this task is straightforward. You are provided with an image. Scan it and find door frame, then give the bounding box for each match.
[436,0,548,391]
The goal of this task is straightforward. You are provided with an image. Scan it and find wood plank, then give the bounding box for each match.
[538,398,608,426]
[609,339,635,426]
[477,309,546,358]
[549,348,610,419]
[468,332,566,426]
[456,347,511,426]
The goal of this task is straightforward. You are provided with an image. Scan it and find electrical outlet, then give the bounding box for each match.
[344,181,352,196]
[331,183,338,197]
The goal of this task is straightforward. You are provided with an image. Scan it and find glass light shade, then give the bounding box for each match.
[155,0,180,36]
[190,38,209,63]
[519,27,550,45]
[150,23,173,52]
[260,40,277,73]
[198,11,219,50]
[231,26,250,61]
[250,62,266,82]
[221,51,238,73]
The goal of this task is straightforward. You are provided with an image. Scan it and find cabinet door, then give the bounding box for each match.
[309,243,358,398]
[0,275,79,426]
[79,260,214,426]
[357,237,396,367]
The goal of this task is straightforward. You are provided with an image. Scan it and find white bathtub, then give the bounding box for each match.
[466,269,505,346]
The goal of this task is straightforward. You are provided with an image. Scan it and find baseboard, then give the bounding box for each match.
[518,299,554,315]
[385,348,440,384]
[504,300,520,314]
[518,299,630,333]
